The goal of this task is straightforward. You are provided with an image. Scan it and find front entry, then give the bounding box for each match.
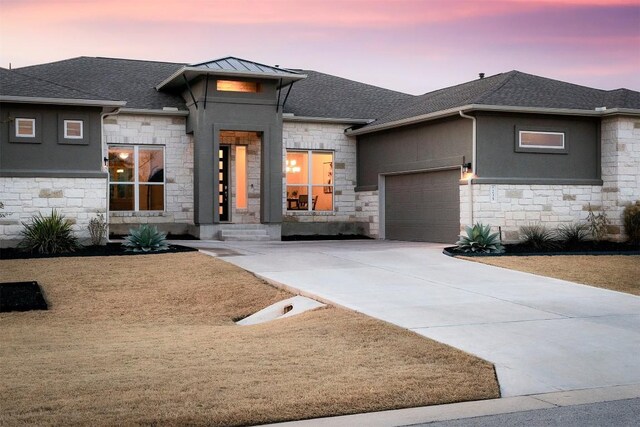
[218,146,230,221]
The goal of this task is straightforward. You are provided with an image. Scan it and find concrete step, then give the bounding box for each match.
[218,226,270,241]
[219,234,272,242]
[220,229,269,236]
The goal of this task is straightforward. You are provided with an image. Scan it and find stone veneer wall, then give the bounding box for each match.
[0,177,107,247]
[460,183,603,242]
[354,190,380,238]
[601,116,640,240]
[282,121,370,235]
[103,114,194,234]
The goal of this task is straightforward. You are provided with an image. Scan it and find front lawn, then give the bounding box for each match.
[0,253,499,426]
[465,255,640,296]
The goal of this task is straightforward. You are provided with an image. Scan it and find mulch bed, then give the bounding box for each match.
[444,241,640,257]
[0,242,198,260]
[0,281,48,312]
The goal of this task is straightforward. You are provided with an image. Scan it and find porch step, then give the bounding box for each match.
[218,226,271,241]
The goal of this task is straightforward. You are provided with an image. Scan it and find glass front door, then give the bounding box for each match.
[218,146,230,221]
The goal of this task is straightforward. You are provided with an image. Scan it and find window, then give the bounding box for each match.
[235,146,247,209]
[15,118,35,137]
[286,150,333,211]
[63,120,83,139]
[108,146,165,211]
[216,80,259,93]
[517,130,566,153]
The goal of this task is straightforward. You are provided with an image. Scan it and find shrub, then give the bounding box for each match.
[122,224,169,252]
[585,204,609,242]
[18,210,79,254]
[88,213,107,246]
[556,222,589,246]
[519,224,558,250]
[455,223,504,254]
[623,201,640,244]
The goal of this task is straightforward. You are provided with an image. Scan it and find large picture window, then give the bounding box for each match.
[108,146,165,211]
[286,150,333,211]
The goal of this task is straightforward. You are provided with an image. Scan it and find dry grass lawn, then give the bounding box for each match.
[465,255,640,295]
[0,252,499,426]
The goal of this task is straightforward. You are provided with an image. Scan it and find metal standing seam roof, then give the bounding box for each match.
[191,56,300,76]
[155,56,306,91]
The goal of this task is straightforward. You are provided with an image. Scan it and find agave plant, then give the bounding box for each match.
[455,223,504,254]
[122,224,169,252]
[19,209,79,254]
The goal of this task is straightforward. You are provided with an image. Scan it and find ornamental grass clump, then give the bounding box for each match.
[455,223,504,254]
[519,224,558,250]
[556,222,589,246]
[623,201,640,244]
[19,210,80,254]
[122,224,169,252]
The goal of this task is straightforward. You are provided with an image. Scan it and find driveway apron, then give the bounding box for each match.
[186,240,640,397]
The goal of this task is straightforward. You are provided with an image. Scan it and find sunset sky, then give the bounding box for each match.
[0,0,638,94]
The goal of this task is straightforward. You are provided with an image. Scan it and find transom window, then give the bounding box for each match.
[63,120,83,139]
[108,146,165,211]
[519,131,565,150]
[216,80,259,93]
[286,150,333,211]
[15,118,35,137]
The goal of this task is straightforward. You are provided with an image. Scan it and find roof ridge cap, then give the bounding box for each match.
[474,70,518,104]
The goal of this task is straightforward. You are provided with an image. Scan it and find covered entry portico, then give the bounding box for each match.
[155,57,306,240]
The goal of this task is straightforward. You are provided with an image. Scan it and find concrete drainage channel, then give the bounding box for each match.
[236,296,326,326]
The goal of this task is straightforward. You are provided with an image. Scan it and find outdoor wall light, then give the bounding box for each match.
[462,162,472,174]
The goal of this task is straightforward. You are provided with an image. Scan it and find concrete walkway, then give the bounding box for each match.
[177,240,640,397]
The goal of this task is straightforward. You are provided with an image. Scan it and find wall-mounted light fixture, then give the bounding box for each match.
[103,157,109,166]
[462,162,472,174]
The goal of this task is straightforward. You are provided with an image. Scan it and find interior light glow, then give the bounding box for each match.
[118,152,129,160]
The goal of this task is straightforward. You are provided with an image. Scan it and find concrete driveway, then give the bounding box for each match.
[181,239,640,397]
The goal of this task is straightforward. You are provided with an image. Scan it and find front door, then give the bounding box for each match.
[218,146,230,221]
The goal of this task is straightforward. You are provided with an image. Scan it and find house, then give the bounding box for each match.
[1,56,639,246]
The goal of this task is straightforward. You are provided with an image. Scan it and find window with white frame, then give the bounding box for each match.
[108,146,165,211]
[518,131,565,150]
[285,150,333,211]
[64,120,83,139]
[15,118,35,137]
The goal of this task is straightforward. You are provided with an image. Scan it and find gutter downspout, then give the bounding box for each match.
[101,107,121,240]
[459,111,476,225]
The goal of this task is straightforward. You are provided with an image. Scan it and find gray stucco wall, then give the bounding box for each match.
[475,112,600,183]
[0,103,103,177]
[356,117,472,188]
[181,76,283,225]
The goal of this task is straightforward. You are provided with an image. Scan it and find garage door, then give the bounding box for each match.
[385,169,460,243]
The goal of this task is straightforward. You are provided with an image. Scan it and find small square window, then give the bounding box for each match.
[64,120,83,139]
[15,118,35,138]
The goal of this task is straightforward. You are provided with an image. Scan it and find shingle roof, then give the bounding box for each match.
[0,67,119,102]
[15,57,408,118]
[282,70,414,119]
[364,70,640,129]
[17,57,186,110]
